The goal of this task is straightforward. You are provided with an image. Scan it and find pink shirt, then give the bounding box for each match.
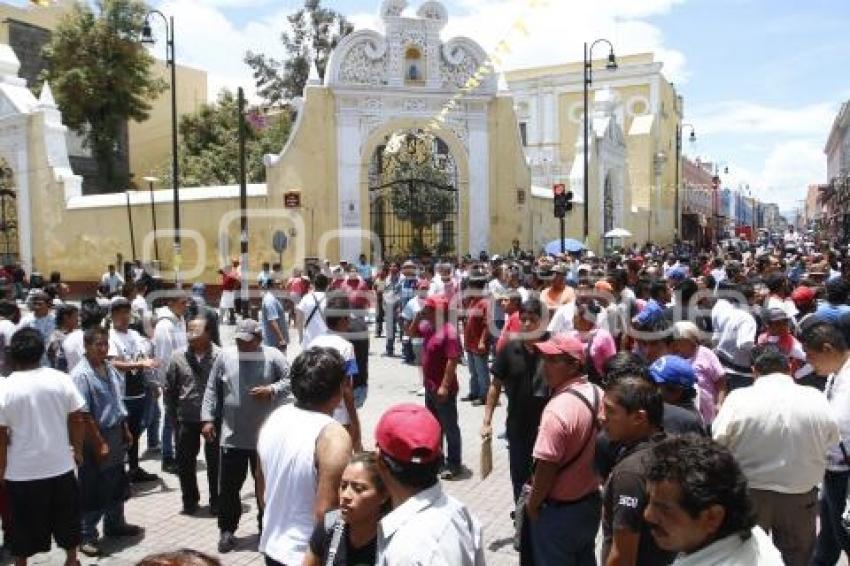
[570,329,617,377]
[533,378,603,501]
[691,345,726,424]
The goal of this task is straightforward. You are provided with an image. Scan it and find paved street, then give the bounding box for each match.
[23,325,518,565]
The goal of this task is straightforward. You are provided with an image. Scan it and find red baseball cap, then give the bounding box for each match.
[791,285,816,307]
[534,334,586,363]
[375,404,442,465]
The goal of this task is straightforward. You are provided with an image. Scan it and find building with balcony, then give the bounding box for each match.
[822,101,850,240]
[681,157,715,249]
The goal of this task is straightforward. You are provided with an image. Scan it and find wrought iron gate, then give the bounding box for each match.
[0,161,18,265]
[368,130,459,260]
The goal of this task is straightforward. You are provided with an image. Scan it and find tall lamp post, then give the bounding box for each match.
[140,11,180,281]
[675,123,696,238]
[124,189,136,260]
[142,176,161,263]
[583,39,618,242]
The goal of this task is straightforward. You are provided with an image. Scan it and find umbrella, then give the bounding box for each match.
[545,238,586,255]
[604,228,632,238]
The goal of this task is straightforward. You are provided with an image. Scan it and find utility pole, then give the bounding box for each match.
[238,87,249,317]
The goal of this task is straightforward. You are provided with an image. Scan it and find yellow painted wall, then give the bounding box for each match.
[127,62,208,183]
[265,86,338,262]
[23,83,529,280]
[0,1,70,42]
[489,95,532,254]
[506,53,682,247]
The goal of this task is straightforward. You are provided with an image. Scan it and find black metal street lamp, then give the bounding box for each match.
[140,11,180,280]
[675,123,696,236]
[142,176,161,262]
[124,189,136,260]
[583,39,618,242]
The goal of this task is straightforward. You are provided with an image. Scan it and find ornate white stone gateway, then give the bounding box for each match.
[323,0,500,260]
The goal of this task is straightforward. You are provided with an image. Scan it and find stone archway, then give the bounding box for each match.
[325,0,495,262]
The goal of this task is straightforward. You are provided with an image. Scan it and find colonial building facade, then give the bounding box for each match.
[505,53,683,250]
[0,0,530,282]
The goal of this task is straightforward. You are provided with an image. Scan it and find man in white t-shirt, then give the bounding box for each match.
[307,295,362,452]
[152,292,189,473]
[108,297,159,483]
[62,298,105,374]
[100,265,124,295]
[0,300,20,376]
[0,327,86,564]
[297,273,328,347]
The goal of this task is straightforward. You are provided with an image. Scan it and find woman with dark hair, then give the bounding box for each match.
[304,452,389,566]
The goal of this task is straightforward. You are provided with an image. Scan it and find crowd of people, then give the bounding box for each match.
[3,229,850,565]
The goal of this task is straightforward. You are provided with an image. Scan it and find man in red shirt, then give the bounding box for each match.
[526,334,603,565]
[218,258,241,325]
[462,267,491,405]
[339,265,371,311]
[409,295,464,480]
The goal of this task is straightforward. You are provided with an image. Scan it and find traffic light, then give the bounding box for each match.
[553,184,573,218]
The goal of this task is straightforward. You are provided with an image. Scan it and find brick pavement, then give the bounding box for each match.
[27,328,520,565]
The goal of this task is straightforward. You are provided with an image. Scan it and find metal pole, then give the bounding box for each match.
[148,181,160,261]
[675,125,681,237]
[238,87,248,317]
[560,216,566,255]
[583,42,589,243]
[125,191,136,260]
[168,16,181,282]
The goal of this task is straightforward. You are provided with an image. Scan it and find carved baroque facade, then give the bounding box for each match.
[324,0,498,259]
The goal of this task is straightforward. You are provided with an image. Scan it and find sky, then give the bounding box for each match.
[12,0,850,212]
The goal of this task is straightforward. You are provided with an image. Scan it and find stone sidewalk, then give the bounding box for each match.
[23,331,520,565]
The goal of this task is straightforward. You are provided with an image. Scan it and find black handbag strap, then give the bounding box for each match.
[305,293,325,328]
[556,386,600,473]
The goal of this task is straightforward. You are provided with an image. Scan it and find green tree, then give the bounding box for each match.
[244,0,353,106]
[166,90,291,187]
[40,0,167,189]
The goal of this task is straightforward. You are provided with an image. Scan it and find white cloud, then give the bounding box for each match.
[151,0,291,102]
[692,101,837,136]
[718,139,825,210]
[437,0,689,83]
[152,0,691,101]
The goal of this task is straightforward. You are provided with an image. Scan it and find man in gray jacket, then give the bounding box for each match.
[201,319,291,553]
[164,314,221,516]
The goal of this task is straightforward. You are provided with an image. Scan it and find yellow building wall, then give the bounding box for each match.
[506,53,681,248]
[127,62,208,183]
[488,96,532,254]
[265,86,339,262]
[0,1,70,42]
[24,84,529,280]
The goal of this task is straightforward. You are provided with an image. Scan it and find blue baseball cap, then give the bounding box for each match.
[634,300,664,327]
[666,266,687,281]
[649,355,696,389]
